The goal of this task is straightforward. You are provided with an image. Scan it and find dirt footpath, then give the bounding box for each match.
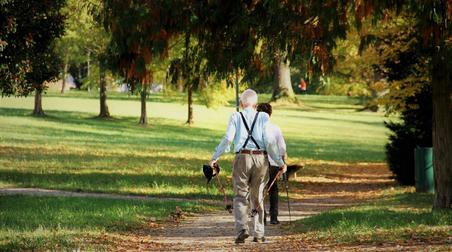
[4,164,446,251]
[107,163,405,251]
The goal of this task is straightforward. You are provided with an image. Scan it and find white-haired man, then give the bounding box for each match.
[210,89,287,244]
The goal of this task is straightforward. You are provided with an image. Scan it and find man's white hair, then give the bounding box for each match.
[240,89,258,107]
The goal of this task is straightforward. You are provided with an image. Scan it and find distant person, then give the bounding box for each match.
[257,103,287,225]
[298,79,307,94]
[209,89,286,244]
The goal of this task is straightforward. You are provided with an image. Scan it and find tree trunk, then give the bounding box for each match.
[61,60,68,94]
[235,69,239,112]
[139,87,148,125]
[98,61,110,118]
[177,78,184,92]
[33,87,45,116]
[186,85,194,124]
[432,43,452,209]
[87,52,91,92]
[272,53,295,101]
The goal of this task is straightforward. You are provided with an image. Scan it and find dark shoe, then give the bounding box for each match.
[270,219,280,225]
[235,229,249,244]
[253,237,266,243]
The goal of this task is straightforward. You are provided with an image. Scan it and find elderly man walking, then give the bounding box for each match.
[210,89,286,244]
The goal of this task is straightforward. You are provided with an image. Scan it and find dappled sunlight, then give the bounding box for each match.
[0,100,390,201]
[287,163,396,209]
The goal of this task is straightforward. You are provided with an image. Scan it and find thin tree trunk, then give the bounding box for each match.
[432,41,452,209]
[235,69,239,112]
[98,61,110,118]
[33,87,45,116]
[177,78,184,92]
[272,52,295,101]
[61,60,68,94]
[139,86,148,125]
[186,85,193,124]
[87,52,91,92]
[183,30,193,124]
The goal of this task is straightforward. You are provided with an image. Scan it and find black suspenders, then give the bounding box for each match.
[239,111,261,150]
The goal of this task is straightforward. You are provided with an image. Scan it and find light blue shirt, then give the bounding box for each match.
[211,107,284,167]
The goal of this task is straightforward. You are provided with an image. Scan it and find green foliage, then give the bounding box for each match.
[359,13,434,185]
[198,81,235,109]
[325,23,381,97]
[54,0,90,67]
[0,0,65,96]
[55,0,113,87]
[385,85,432,185]
[102,0,183,84]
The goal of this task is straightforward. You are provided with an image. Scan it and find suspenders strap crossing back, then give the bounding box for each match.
[239,111,261,150]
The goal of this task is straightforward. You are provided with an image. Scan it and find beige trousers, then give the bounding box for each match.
[232,153,269,238]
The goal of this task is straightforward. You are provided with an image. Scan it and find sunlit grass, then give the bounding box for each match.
[0,91,425,251]
[0,195,215,251]
[292,188,452,245]
[0,92,389,197]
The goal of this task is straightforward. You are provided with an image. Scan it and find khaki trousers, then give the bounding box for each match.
[232,153,269,238]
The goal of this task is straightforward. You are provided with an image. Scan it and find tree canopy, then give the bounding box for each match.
[0,0,65,97]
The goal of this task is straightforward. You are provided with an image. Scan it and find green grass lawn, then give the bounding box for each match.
[0,91,391,250]
[292,188,452,246]
[0,195,214,251]
[0,91,389,197]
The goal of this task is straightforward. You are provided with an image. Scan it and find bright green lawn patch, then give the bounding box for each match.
[0,195,213,251]
[0,92,388,197]
[292,189,452,245]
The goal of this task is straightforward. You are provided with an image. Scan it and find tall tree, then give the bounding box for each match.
[28,48,63,116]
[54,0,87,94]
[102,0,182,124]
[195,1,348,102]
[58,0,112,118]
[272,50,295,100]
[167,34,207,125]
[0,0,65,116]
[428,1,452,209]
[357,0,452,209]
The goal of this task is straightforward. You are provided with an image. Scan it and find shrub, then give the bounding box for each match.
[385,86,432,185]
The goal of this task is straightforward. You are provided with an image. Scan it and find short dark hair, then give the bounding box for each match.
[257,103,272,116]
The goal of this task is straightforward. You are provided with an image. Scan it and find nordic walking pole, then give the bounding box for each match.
[283,172,292,224]
[250,168,284,217]
[215,172,233,213]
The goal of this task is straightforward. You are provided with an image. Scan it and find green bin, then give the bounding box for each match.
[414,147,435,193]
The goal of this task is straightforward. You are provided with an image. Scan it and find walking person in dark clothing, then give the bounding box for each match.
[257,103,287,225]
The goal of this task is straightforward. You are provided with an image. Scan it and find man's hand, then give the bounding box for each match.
[209,159,217,168]
[279,164,287,174]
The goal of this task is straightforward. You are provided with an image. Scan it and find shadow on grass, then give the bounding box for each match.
[1,107,385,162]
[0,107,223,150]
[284,113,384,127]
[44,91,211,106]
[286,140,384,162]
